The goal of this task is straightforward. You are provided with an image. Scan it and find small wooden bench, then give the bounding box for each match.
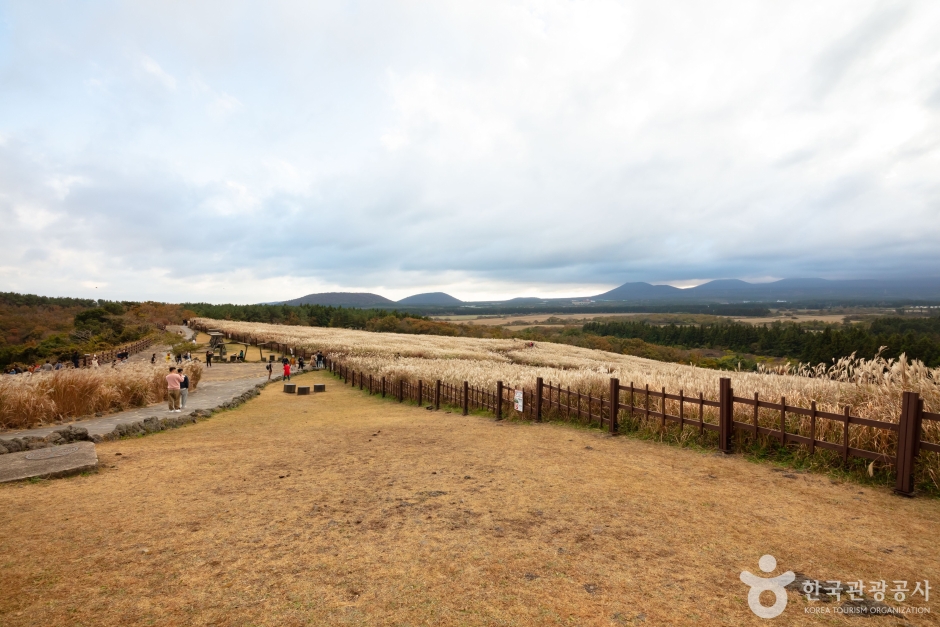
[283,383,296,393]
[314,384,326,393]
[297,386,310,395]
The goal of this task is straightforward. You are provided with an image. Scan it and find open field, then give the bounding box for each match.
[191,319,940,418]
[733,314,854,325]
[432,313,646,326]
[192,319,940,489]
[1,369,936,626]
[435,311,900,328]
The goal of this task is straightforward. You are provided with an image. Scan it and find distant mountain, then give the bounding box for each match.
[282,292,395,307]
[274,277,940,309]
[593,282,682,301]
[503,297,547,303]
[397,292,463,306]
[593,278,940,303]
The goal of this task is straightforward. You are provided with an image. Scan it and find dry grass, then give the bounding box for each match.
[732,314,855,325]
[0,362,203,430]
[192,318,939,415]
[192,319,940,491]
[0,370,936,626]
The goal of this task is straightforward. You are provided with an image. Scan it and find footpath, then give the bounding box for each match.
[0,376,268,442]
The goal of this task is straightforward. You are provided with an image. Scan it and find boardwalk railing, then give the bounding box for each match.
[186,323,938,498]
[80,336,158,367]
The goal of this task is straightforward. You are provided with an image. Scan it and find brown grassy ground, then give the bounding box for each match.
[199,362,274,383]
[0,370,936,626]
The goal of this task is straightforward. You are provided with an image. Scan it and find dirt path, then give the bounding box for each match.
[0,370,936,626]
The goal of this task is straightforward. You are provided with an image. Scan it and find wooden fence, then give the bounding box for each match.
[326,360,937,498]
[186,323,938,497]
[79,336,158,367]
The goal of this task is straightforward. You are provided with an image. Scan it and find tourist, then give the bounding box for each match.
[266,360,273,380]
[205,350,213,367]
[282,359,291,381]
[238,348,244,362]
[316,351,324,369]
[92,355,99,368]
[165,352,171,363]
[179,368,190,409]
[298,356,305,371]
[41,360,53,372]
[166,366,183,412]
[151,353,156,365]
[71,351,80,368]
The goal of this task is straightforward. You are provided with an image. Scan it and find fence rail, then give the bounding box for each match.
[186,322,938,498]
[79,336,158,367]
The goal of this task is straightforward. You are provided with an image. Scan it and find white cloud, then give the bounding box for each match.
[139,55,176,90]
[190,74,242,119]
[0,0,938,303]
[47,175,88,201]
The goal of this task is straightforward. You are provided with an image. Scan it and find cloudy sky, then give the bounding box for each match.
[1,1,938,303]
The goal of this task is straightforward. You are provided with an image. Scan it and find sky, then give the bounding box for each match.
[0,1,938,304]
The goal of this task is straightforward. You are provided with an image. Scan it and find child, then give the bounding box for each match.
[283,360,291,381]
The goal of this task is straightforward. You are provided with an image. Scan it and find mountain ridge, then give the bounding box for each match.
[274,277,940,308]
[281,292,395,307]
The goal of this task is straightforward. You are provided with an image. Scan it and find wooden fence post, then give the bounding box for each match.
[609,378,620,435]
[435,380,441,410]
[895,391,923,497]
[535,377,543,422]
[496,381,503,420]
[462,381,469,415]
[417,380,423,406]
[719,377,733,453]
[398,379,404,403]
[382,376,386,398]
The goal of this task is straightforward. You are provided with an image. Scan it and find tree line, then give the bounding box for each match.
[182,302,417,329]
[582,317,940,366]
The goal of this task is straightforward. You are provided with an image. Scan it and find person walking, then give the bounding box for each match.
[316,351,324,369]
[166,366,183,412]
[151,353,156,365]
[298,356,305,371]
[282,359,291,381]
[165,352,172,363]
[266,361,273,380]
[71,351,80,369]
[179,368,190,409]
[205,350,213,367]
